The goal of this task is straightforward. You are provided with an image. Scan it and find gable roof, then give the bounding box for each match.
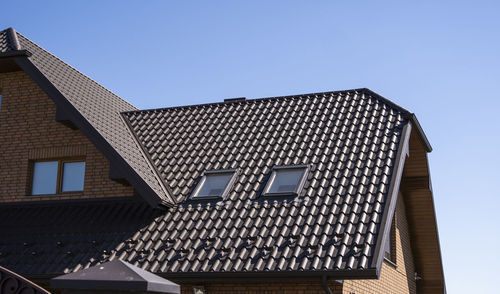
[1,88,413,280]
[0,27,442,286]
[0,27,174,207]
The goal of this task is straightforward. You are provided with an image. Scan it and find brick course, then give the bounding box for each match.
[0,71,134,202]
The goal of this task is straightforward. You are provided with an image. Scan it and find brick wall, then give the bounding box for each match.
[180,280,343,294]
[342,192,416,294]
[0,71,134,202]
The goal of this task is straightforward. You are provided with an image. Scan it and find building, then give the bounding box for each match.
[0,27,445,293]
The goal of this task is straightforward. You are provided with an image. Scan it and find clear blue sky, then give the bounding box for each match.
[2,1,499,292]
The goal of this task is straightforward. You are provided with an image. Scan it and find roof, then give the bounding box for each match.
[0,87,413,279]
[0,27,174,207]
[51,259,180,293]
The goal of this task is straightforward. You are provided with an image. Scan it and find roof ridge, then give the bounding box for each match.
[122,88,410,115]
[6,27,21,50]
[15,30,137,110]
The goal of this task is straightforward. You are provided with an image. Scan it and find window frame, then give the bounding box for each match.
[261,165,309,197]
[29,158,86,196]
[189,169,238,201]
[383,217,397,265]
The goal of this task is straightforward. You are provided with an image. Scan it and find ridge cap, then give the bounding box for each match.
[122,88,373,115]
[6,27,21,50]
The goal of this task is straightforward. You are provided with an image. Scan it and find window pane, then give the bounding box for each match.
[384,230,391,256]
[384,222,393,261]
[194,173,233,198]
[62,161,85,192]
[32,161,58,195]
[267,169,305,194]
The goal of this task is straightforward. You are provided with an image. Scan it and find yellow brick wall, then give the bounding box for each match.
[0,71,134,202]
[343,192,416,294]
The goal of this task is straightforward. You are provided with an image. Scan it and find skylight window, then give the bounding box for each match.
[262,165,309,196]
[191,170,237,200]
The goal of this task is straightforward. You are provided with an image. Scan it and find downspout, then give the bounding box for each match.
[321,275,334,294]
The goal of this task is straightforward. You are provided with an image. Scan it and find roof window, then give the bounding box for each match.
[190,169,237,200]
[262,165,309,197]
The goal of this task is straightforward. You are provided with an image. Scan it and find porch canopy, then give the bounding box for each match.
[51,260,179,294]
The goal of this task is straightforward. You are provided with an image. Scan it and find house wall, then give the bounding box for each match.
[342,192,416,294]
[0,71,134,202]
[180,280,343,294]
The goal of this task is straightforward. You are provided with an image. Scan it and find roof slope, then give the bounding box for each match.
[0,30,14,52]
[0,89,412,278]
[0,28,173,207]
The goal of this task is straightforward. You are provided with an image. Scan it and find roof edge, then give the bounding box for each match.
[370,121,412,272]
[0,195,143,208]
[28,268,379,284]
[360,88,411,114]
[121,88,371,115]
[120,112,176,205]
[409,113,432,152]
[12,55,173,209]
[361,88,432,153]
[121,89,432,154]
[421,161,446,293]
[161,268,378,282]
[0,49,31,58]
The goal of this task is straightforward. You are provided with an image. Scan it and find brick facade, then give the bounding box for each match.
[342,192,416,294]
[0,71,134,202]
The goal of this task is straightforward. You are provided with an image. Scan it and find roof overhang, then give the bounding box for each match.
[400,129,446,293]
[369,121,412,274]
[10,54,173,208]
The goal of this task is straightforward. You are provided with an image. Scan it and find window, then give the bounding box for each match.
[190,170,237,200]
[262,165,308,197]
[31,159,85,195]
[0,93,2,111]
[384,219,396,263]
